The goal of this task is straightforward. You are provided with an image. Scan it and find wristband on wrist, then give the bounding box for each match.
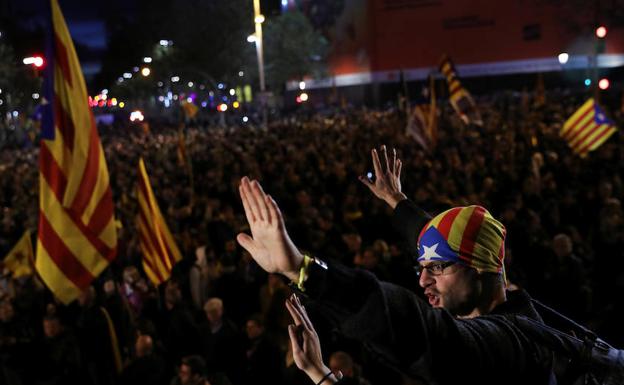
[316,370,336,385]
[297,254,313,292]
[295,255,329,292]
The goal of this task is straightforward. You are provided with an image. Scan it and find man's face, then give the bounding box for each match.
[43,319,62,338]
[178,364,192,385]
[418,261,480,316]
[245,320,263,340]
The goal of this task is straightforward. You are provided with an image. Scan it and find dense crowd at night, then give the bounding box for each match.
[1,89,624,385]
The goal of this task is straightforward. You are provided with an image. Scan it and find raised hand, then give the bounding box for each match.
[359,145,407,209]
[236,177,304,281]
[286,294,337,384]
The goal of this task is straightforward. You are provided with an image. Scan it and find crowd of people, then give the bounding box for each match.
[1,88,623,384]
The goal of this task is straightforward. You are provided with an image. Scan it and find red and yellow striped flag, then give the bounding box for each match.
[136,158,182,285]
[36,0,117,304]
[439,55,483,126]
[561,98,617,157]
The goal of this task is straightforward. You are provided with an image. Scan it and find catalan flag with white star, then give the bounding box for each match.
[36,0,117,304]
[417,205,506,280]
[561,98,617,157]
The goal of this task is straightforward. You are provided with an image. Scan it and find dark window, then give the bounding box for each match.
[523,24,541,40]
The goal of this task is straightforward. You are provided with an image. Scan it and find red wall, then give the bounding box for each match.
[327,0,624,75]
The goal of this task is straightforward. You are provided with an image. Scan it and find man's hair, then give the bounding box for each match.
[181,355,206,377]
[203,297,223,313]
[247,313,264,328]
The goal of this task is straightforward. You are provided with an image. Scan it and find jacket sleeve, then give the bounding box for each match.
[301,260,555,384]
[391,199,432,258]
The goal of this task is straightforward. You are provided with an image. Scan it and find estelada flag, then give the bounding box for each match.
[561,98,617,157]
[36,0,117,304]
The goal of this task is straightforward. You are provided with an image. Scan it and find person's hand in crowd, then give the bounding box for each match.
[359,145,407,209]
[236,177,304,281]
[286,294,340,384]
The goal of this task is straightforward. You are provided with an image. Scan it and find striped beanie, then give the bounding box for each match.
[417,205,506,277]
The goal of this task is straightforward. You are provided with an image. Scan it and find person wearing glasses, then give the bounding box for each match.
[235,147,621,384]
[358,145,527,321]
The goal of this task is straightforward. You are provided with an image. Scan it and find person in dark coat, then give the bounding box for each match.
[234,175,623,385]
[242,314,284,385]
[120,334,167,385]
[198,297,244,384]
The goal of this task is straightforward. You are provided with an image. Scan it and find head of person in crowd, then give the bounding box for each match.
[178,355,207,385]
[0,299,14,323]
[77,285,96,308]
[416,205,507,318]
[354,246,379,271]
[203,297,224,326]
[165,279,183,309]
[552,233,573,259]
[43,314,63,339]
[135,334,154,358]
[329,351,356,378]
[245,314,265,341]
[123,265,141,286]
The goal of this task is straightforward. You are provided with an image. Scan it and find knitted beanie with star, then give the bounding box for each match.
[417,205,506,277]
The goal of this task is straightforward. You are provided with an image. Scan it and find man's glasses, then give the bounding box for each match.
[416,261,456,276]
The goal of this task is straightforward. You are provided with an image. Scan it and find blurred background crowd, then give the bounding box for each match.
[1,88,624,385]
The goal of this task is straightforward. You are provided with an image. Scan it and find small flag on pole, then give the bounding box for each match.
[560,98,617,157]
[439,55,482,126]
[136,158,182,285]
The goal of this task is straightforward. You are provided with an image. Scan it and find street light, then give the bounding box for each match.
[23,56,45,68]
[557,53,569,65]
[598,78,610,90]
[252,0,267,126]
[595,26,607,38]
[252,0,265,93]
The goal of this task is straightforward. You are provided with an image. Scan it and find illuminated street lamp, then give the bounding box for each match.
[251,0,267,126]
[23,56,45,68]
[557,53,569,65]
[595,26,607,38]
[141,67,151,77]
[252,0,265,93]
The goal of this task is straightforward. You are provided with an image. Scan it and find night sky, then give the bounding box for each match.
[5,0,281,77]
[6,0,136,76]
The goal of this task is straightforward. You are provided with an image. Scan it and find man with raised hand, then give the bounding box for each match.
[236,176,560,384]
[358,145,530,320]
[235,143,624,384]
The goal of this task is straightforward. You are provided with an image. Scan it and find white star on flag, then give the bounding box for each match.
[421,243,442,261]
